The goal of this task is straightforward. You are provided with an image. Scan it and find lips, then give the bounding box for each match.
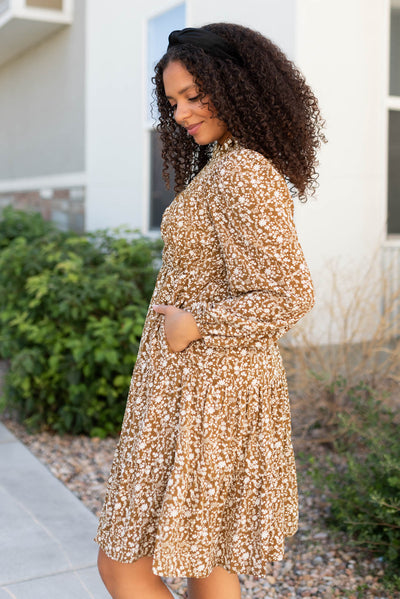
[186,123,202,136]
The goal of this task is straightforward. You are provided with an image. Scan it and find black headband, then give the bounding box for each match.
[168,27,243,66]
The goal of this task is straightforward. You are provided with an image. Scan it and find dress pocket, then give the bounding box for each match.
[158,318,174,354]
[157,314,205,359]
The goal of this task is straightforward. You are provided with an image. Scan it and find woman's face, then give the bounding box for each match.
[163,60,228,145]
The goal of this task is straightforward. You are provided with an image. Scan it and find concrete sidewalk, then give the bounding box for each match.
[0,422,109,598]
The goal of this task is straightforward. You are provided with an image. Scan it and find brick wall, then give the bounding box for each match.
[0,186,85,232]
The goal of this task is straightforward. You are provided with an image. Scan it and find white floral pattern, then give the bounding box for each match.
[95,138,315,578]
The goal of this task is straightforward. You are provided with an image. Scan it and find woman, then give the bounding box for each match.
[96,23,324,599]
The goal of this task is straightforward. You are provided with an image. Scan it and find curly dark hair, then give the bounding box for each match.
[153,23,326,201]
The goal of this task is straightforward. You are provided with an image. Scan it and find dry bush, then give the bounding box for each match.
[281,259,400,441]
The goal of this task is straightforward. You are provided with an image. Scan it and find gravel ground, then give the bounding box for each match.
[1,414,397,599]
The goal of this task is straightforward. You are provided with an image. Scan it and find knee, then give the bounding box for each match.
[97,550,160,599]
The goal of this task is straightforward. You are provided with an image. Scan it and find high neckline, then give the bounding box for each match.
[212,135,235,158]
[217,131,232,147]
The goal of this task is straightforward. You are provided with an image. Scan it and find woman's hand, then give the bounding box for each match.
[153,304,202,352]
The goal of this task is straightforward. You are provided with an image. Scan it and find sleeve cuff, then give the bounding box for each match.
[188,301,211,340]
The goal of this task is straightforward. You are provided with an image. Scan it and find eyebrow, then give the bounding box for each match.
[165,84,196,100]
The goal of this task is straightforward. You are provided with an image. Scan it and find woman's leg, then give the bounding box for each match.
[97,549,175,599]
[188,567,241,599]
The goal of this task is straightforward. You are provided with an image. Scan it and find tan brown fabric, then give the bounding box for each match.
[95,138,315,578]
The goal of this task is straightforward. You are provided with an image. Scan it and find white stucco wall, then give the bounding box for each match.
[292,0,389,341]
[189,0,296,58]
[85,0,144,231]
[295,0,387,270]
[0,0,85,179]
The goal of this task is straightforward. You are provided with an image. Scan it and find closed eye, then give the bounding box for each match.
[169,95,200,111]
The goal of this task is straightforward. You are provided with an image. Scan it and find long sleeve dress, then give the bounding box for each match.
[95,137,315,578]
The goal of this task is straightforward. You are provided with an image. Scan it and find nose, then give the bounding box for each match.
[174,100,191,126]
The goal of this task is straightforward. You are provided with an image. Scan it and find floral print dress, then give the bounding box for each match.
[95,137,314,578]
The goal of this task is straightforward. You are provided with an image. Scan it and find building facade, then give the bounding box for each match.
[0,0,399,341]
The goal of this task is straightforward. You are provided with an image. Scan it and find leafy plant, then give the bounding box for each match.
[310,382,400,589]
[0,205,56,249]
[0,209,162,436]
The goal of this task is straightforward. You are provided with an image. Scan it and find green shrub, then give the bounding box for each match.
[0,209,162,436]
[310,382,400,589]
[0,205,56,248]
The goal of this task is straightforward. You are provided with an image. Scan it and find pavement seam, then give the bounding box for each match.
[73,570,97,599]
[0,565,98,587]
[0,485,97,597]
[0,440,17,445]
[1,588,17,598]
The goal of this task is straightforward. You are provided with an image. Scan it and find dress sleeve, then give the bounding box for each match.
[189,151,315,349]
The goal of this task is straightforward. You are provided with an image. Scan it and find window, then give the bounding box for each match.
[149,130,176,229]
[390,2,400,96]
[147,4,185,230]
[388,1,400,235]
[388,111,400,235]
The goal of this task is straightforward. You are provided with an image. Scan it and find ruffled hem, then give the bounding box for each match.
[94,532,293,578]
